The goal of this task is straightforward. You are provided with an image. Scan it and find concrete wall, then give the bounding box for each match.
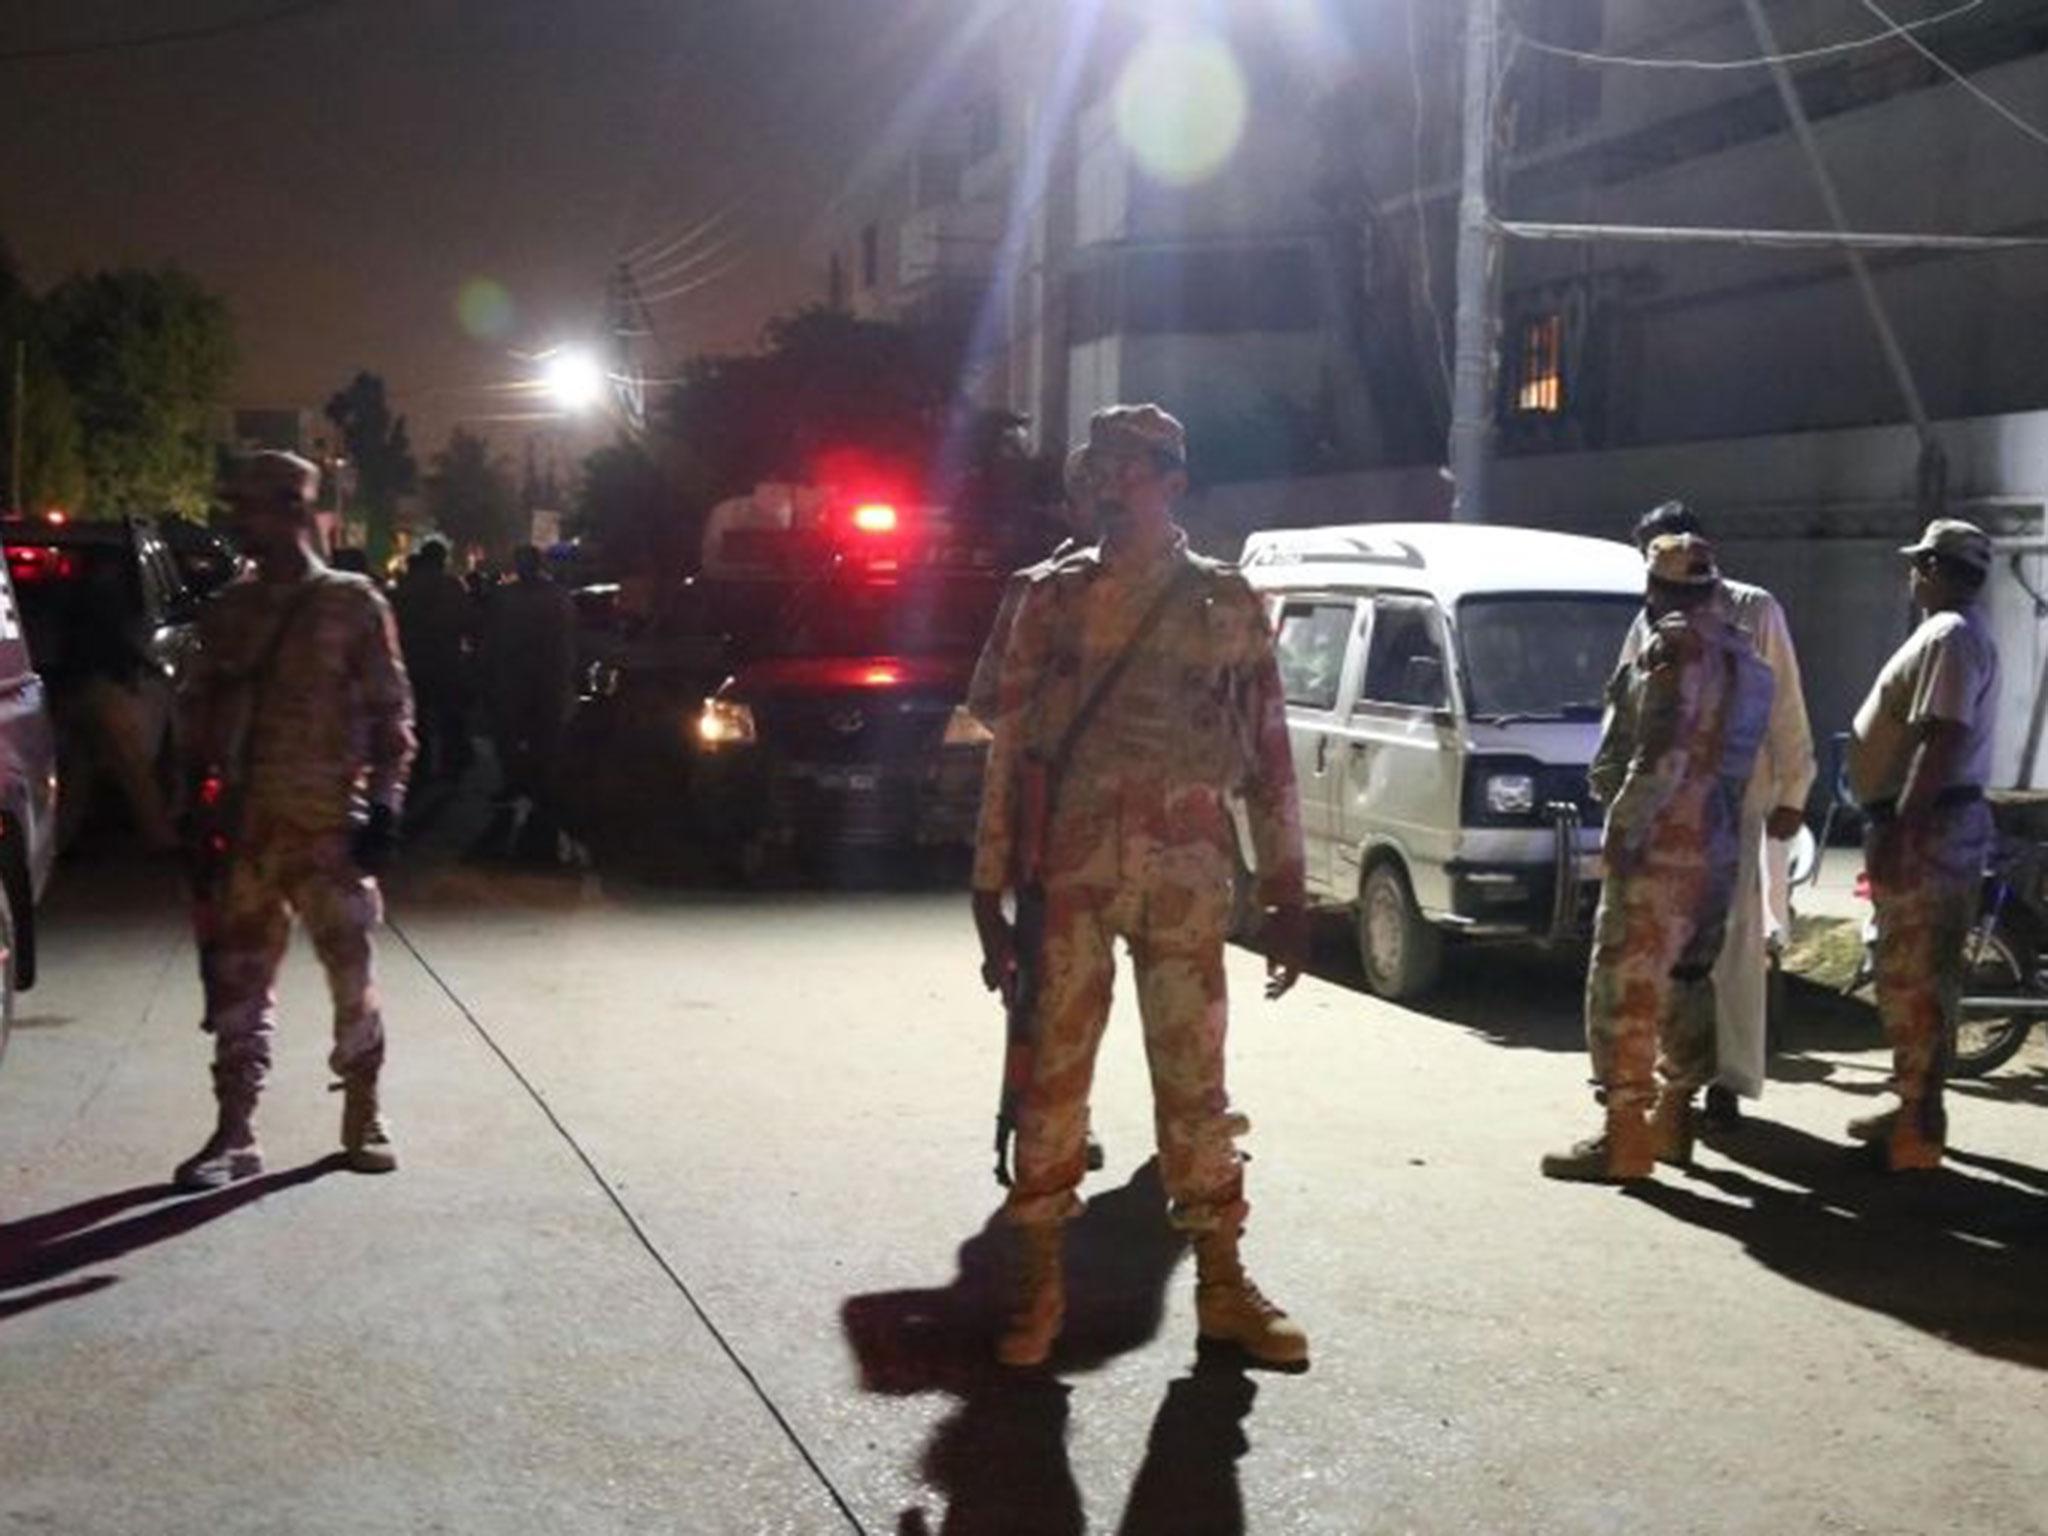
[1187,411,2048,791]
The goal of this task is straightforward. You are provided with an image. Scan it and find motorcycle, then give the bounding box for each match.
[1849,792,2048,1077]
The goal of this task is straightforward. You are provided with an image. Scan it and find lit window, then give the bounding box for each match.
[1515,313,1564,415]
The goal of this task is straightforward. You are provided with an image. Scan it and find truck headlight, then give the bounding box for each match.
[941,706,993,748]
[697,698,756,748]
[1484,771,1537,816]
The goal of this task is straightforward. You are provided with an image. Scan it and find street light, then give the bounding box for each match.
[540,347,606,414]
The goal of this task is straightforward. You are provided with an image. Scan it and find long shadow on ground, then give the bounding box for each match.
[1631,1119,2048,1368]
[0,1157,346,1323]
[843,1159,1259,1536]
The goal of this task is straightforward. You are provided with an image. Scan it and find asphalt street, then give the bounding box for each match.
[2,814,2044,1535]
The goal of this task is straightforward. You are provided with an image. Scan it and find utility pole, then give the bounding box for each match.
[9,341,23,515]
[1447,0,1498,523]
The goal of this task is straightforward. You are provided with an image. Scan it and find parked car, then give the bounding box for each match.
[0,544,61,1066]
[159,514,242,597]
[1239,522,1644,999]
[2,516,199,849]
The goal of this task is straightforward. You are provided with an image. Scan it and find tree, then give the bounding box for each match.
[656,305,966,506]
[0,251,86,514]
[325,371,417,563]
[424,429,521,559]
[44,265,235,516]
[571,437,683,573]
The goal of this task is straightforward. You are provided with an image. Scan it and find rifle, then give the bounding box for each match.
[989,564,1193,1186]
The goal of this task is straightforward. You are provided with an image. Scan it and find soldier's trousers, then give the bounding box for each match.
[195,825,386,1105]
[1868,801,1991,1106]
[1585,858,1734,1109]
[1005,868,1247,1233]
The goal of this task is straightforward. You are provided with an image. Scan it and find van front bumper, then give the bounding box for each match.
[1440,807,1603,939]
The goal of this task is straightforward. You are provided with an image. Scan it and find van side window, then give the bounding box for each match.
[1360,596,1450,711]
[1274,601,1353,712]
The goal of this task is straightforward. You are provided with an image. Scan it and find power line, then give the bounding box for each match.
[1509,0,1985,72]
[0,0,357,63]
[1857,0,2048,152]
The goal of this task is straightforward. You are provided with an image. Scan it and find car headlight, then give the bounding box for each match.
[1484,771,1537,816]
[697,697,756,748]
[941,706,993,748]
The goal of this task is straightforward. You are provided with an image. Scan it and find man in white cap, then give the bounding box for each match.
[1844,518,2000,1171]
[174,451,415,1189]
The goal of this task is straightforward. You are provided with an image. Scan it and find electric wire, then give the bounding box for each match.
[0,0,357,62]
[385,917,873,1536]
[628,231,742,290]
[634,260,741,308]
[1856,0,2048,152]
[620,203,736,273]
[1509,0,1986,72]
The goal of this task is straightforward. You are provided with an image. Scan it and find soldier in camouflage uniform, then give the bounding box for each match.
[173,451,416,1190]
[971,404,1310,1368]
[1844,520,1999,1171]
[1543,534,1773,1183]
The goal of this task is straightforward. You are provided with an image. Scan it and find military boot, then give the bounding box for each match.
[1193,1228,1309,1368]
[996,1223,1065,1368]
[1649,1089,1696,1168]
[1540,1104,1656,1183]
[336,1072,398,1174]
[1848,1095,1945,1171]
[173,1079,263,1191]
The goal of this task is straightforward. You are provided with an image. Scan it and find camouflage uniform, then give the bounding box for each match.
[973,533,1304,1232]
[183,558,415,1110]
[1583,562,1773,1122]
[1846,521,2000,1161]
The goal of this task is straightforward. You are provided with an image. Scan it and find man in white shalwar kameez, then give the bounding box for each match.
[1619,503,1816,1122]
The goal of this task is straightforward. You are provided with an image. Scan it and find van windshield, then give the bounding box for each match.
[1457,593,1641,721]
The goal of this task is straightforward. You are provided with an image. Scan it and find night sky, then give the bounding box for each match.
[0,0,969,451]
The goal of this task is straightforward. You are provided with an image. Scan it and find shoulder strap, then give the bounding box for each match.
[1044,562,1193,790]
[232,579,324,779]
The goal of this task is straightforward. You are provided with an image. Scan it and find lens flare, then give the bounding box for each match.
[1114,26,1248,187]
[456,278,515,340]
[542,349,606,414]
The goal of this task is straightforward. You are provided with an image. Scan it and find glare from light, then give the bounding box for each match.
[851,502,899,534]
[456,278,516,340]
[1114,25,1248,187]
[542,349,606,414]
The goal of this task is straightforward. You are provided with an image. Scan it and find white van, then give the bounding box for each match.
[1239,522,1645,1000]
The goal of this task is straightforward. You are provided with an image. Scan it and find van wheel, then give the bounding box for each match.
[1356,861,1442,1001]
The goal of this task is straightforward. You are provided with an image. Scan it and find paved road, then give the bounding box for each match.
[1,832,2043,1535]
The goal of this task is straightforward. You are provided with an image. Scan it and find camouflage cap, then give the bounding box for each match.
[1063,403,1187,501]
[1645,532,1719,587]
[1899,517,1992,576]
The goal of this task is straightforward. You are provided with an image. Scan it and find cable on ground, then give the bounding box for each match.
[386,917,873,1536]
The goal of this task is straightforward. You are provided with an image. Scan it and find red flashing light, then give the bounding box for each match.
[861,664,903,687]
[851,502,899,535]
[6,545,77,582]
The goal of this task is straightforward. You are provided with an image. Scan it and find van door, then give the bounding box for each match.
[1270,596,1363,897]
[1330,593,1460,910]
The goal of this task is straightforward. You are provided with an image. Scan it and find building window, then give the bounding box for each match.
[861,224,880,289]
[1514,313,1565,415]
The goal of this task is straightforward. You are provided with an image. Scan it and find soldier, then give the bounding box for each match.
[483,544,577,863]
[392,538,474,783]
[1621,502,1816,1129]
[1543,534,1773,1183]
[970,403,1310,1369]
[1843,519,1999,1171]
[173,451,415,1190]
